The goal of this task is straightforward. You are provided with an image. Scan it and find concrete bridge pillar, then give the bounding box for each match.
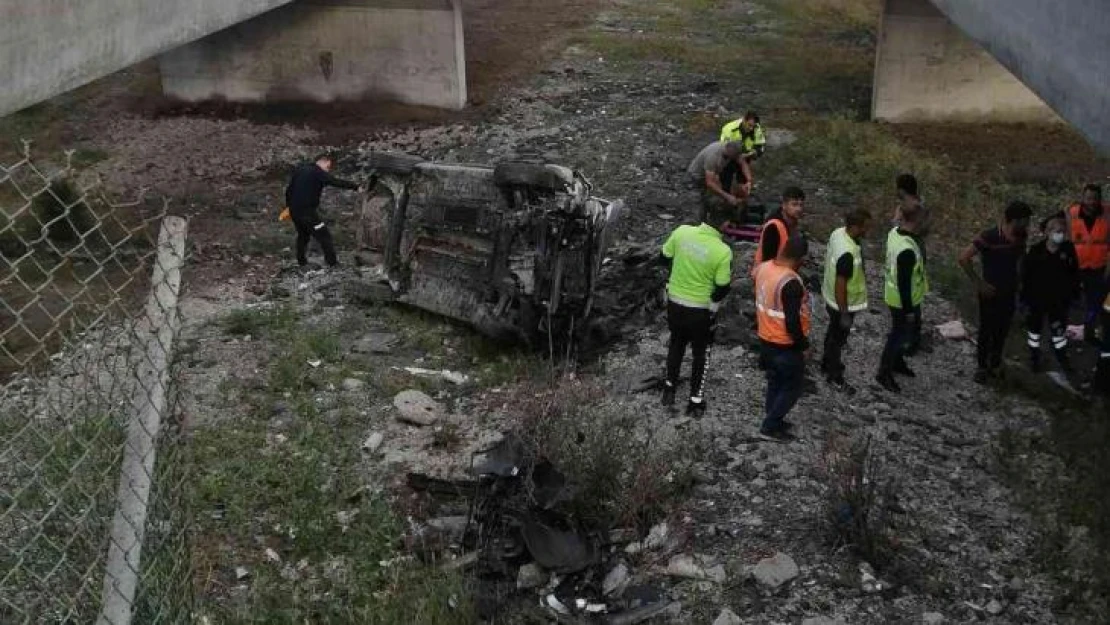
[158,0,466,110]
[872,0,1057,124]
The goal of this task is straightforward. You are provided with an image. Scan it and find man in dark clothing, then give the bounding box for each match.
[686,141,750,222]
[754,235,810,441]
[958,201,1032,383]
[876,204,928,393]
[753,186,804,270]
[1022,212,1079,372]
[285,154,361,267]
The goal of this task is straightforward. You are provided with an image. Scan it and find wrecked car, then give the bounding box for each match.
[356,153,626,347]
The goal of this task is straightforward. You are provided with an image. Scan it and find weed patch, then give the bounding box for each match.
[817,432,899,566]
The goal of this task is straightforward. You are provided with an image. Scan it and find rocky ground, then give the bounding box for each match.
[4,0,1109,623]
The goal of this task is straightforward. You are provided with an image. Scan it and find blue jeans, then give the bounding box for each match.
[878,306,916,375]
[762,343,804,432]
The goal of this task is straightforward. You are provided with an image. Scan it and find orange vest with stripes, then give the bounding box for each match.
[754,260,811,345]
[1069,204,1109,269]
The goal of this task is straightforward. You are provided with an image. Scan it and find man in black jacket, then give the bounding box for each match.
[286,154,360,268]
[1021,212,1078,372]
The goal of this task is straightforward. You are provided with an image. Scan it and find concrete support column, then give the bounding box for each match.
[871,0,1057,123]
[158,0,466,110]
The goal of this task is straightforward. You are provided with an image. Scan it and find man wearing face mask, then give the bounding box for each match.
[958,201,1033,383]
[1021,212,1079,373]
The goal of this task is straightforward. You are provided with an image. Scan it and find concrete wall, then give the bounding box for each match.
[0,0,295,117]
[872,0,1057,125]
[930,0,1110,154]
[159,0,467,110]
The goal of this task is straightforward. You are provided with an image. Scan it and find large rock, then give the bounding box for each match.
[352,332,399,354]
[751,552,799,589]
[713,608,742,625]
[516,562,547,589]
[393,390,444,426]
[603,562,630,596]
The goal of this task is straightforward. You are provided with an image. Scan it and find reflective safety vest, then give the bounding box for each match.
[1068,204,1109,269]
[755,260,811,345]
[822,227,867,311]
[883,228,928,308]
[752,218,789,276]
[720,119,766,155]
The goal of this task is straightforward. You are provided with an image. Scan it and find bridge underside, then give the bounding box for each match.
[159,0,467,110]
[872,0,1057,125]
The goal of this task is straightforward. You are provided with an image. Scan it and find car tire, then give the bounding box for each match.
[364,152,424,175]
[493,162,574,191]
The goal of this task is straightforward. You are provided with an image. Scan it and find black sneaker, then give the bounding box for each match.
[892,362,916,377]
[661,384,676,407]
[973,368,989,384]
[874,373,901,393]
[758,428,797,442]
[686,399,706,418]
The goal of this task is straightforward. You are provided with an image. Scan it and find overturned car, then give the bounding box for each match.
[356,153,627,348]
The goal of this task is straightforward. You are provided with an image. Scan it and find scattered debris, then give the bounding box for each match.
[922,611,946,624]
[399,367,470,385]
[361,432,384,453]
[986,599,1005,615]
[751,552,799,589]
[521,517,597,573]
[603,562,631,597]
[936,320,968,340]
[545,594,571,615]
[234,566,250,581]
[859,562,885,593]
[642,522,669,550]
[264,548,281,563]
[516,563,548,589]
[306,359,322,368]
[341,377,365,391]
[392,389,444,426]
[662,554,726,584]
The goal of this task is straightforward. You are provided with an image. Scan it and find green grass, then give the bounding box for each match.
[191,308,475,623]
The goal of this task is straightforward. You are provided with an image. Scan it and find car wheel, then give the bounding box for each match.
[493,163,574,191]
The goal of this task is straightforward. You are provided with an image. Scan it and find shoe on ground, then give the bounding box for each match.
[826,375,857,396]
[661,384,676,407]
[892,362,916,377]
[758,427,797,442]
[874,372,901,393]
[686,399,706,418]
[973,368,989,384]
[781,420,796,431]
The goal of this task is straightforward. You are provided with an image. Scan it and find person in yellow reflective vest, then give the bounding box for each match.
[876,203,929,393]
[719,111,766,198]
[820,209,873,393]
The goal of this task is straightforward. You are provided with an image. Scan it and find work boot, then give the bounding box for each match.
[758,427,797,442]
[686,399,706,418]
[1029,349,1042,373]
[661,383,676,407]
[874,372,901,393]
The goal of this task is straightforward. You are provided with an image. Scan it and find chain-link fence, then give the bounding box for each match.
[0,145,192,624]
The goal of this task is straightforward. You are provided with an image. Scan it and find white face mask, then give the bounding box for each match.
[1050,232,1066,244]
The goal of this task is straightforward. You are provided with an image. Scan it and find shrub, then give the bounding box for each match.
[818,432,898,565]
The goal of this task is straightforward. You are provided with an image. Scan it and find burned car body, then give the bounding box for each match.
[358,154,626,346]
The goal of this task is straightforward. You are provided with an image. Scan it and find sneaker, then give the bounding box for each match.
[973,368,989,384]
[892,362,916,377]
[758,428,797,442]
[661,384,676,407]
[686,399,706,418]
[874,373,901,393]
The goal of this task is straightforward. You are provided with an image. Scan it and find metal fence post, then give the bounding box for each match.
[97,216,188,625]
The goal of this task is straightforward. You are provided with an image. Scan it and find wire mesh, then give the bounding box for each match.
[0,144,192,624]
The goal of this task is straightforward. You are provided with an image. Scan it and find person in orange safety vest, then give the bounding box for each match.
[1066,183,1110,343]
[754,235,811,442]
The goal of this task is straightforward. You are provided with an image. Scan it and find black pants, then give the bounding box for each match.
[821,306,853,379]
[977,292,1016,370]
[762,342,804,432]
[1079,268,1109,329]
[1025,301,1069,367]
[294,216,337,267]
[878,306,915,376]
[666,301,713,400]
